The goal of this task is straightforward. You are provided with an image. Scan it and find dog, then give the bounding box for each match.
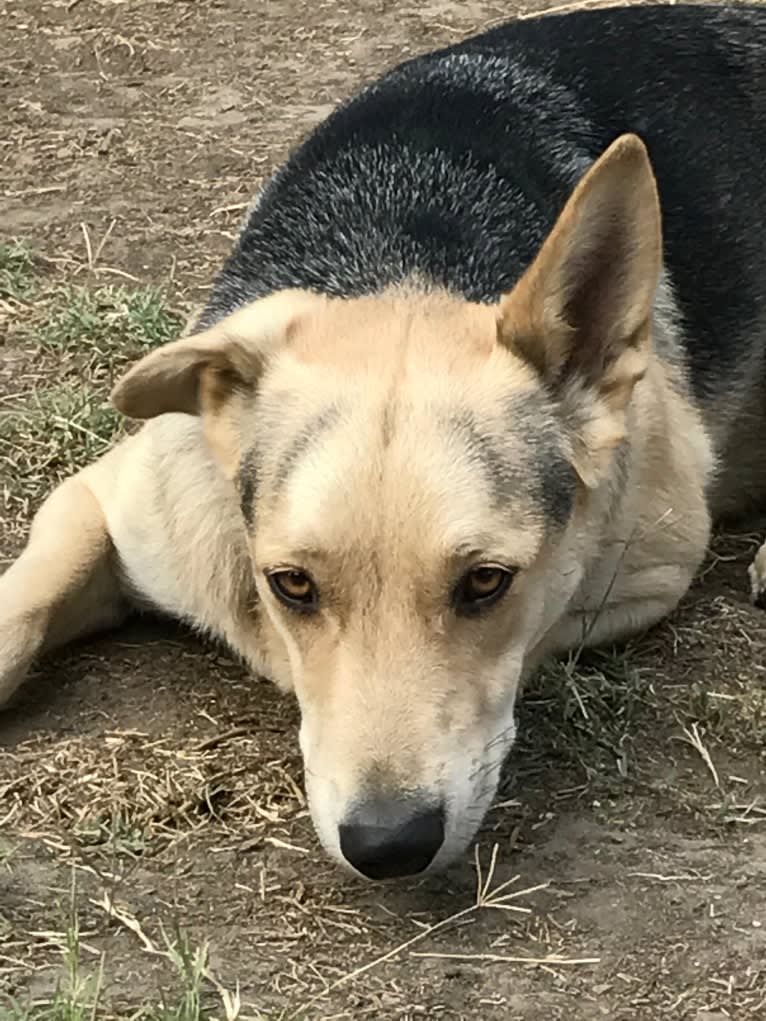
[2,3,765,881]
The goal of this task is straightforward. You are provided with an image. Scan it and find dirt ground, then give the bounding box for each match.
[1,0,765,1018]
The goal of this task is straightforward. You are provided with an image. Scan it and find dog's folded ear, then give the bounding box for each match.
[111,288,317,420]
[112,289,319,477]
[498,133,662,485]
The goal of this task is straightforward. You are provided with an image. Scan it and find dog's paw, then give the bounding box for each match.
[748,544,766,610]
[0,616,46,708]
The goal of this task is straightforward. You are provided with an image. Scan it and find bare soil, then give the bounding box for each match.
[1,1,765,1018]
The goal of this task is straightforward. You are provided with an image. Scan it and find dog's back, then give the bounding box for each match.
[204,3,766,510]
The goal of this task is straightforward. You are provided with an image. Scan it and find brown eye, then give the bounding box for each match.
[267,569,318,612]
[454,565,515,616]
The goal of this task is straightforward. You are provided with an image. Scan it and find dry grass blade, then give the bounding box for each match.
[410,951,601,965]
[80,222,94,272]
[474,842,547,911]
[288,844,548,1018]
[91,892,161,955]
[681,722,722,791]
[92,891,243,1019]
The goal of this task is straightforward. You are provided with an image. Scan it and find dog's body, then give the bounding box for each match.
[2,4,766,878]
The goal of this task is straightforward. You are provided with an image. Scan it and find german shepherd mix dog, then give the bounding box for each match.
[2,4,766,879]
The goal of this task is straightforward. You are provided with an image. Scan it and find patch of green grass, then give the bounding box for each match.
[2,241,184,360]
[38,285,184,362]
[0,385,126,536]
[0,241,38,303]
[72,811,148,857]
[0,385,125,477]
[5,881,103,1021]
[151,927,210,1021]
[1,245,185,539]
[3,908,243,1021]
[517,645,654,779]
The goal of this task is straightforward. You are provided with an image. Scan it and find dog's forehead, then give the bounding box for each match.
[255,372,575,566]
[288,289,499,369]
[246,290,577,563]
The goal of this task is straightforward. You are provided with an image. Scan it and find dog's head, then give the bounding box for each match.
[113,135,661,878]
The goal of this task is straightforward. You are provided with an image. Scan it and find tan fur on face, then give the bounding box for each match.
[2,134,737,876]
[100,134,703,870]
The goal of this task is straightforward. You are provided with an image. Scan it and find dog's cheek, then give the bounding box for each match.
[436,708,519,865]
[298,715,311,758]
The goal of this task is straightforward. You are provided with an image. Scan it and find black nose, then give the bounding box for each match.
[339,799,445,880]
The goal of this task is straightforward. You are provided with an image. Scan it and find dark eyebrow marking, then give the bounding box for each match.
[272,404,343,492]
[237,446,260,530]
[448,408,524,508]
[503,395,577,525]
[539,449,578,525]
[448,401,577,527]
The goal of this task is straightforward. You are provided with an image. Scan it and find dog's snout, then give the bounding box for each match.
[339,799,445,879]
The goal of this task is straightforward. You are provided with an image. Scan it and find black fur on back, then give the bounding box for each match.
[201,4,766,403]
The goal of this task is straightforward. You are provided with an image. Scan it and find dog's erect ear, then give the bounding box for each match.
[111,289,318,476]
[498,133,662,486]
[499,133,662,386]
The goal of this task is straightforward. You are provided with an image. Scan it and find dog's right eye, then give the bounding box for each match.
[267,569,319,613]
[453,565,515,617]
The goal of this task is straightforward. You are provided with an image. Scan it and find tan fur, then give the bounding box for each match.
[1,134,763,873]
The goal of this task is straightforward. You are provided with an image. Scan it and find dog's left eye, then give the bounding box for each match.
[267,569,319,612]
[454,565,515,616]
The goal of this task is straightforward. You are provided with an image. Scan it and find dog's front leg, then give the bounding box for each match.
[0,415,289,707]
[530,562,698,664]
[749,539,766,609]
[82,415,291,691]
[0,467,129,706]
